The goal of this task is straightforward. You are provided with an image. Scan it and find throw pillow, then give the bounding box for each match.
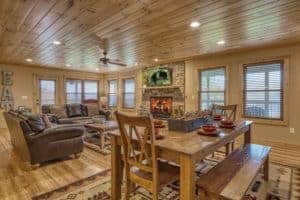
[26,115,46,133]
[66,103,82,117]
[41,114,53,128]
[86,103,99,116]
[50,105,67,119]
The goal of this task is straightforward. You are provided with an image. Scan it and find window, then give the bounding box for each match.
[199,67,225,110]
[108,80,118,107]
[66,79,99,104]
[123,78,135,108]
[243,60,283,120]
[83,80,98,101]
[66,80,82,104]
[40,79,56,105]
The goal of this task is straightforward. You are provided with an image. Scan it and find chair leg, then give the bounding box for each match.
[225,143,230,156]
[125,179,131,200]
[231,141,235,151]
[264,155,269,181]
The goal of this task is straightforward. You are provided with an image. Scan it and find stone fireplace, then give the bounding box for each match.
[141,61,185,118]
[150,97,172,118]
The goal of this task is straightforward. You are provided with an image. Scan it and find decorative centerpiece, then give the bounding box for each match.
[168,111,212,132]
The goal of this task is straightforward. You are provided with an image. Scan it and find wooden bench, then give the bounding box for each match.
[197,144,271,200]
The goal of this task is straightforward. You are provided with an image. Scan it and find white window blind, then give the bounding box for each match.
[83,80,98,101]
[199,68,225,110]
[40,80,56,105]
[66,80,82,104]
[123,78,135,108]
[243,61,283,120]
[108,80,118,107]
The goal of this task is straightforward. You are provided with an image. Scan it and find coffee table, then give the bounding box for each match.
[84,121,118,149]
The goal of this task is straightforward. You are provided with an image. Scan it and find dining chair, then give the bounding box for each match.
[114,111,179,200]
[212,104,237,155]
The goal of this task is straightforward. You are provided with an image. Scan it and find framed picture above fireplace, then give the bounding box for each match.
[145,68,172,86]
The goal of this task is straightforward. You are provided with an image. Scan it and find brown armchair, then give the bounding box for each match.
[4,111,85,168]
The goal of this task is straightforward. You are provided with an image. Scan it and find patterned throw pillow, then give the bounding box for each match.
[50,105,67,119]
[26,115,46,133]
[41,114,53,128]
[85,104,99,116]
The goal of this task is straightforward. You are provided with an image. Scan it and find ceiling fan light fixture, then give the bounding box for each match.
[25,58,33,62]
[154,58,158,62]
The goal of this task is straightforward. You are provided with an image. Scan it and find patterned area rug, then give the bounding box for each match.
[84,132,111,155]
[32,154,300,200]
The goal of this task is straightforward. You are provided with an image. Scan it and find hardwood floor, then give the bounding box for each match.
[0,128,110,200]
[0,128,299,199]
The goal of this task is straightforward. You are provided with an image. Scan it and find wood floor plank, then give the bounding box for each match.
[0,128,110,200]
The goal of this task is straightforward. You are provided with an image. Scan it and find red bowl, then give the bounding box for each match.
[221,119,233,126]
[202,125,217,133]
[213,115,222,120]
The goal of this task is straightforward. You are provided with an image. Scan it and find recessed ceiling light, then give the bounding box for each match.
[53,40,61,45]
[154,58,158,62]
[190,21,201,28]
[217,40,225,45]
[25,58,32,62]
[66,64,72,67]
[96,68,99,71]
[134,62,138,66]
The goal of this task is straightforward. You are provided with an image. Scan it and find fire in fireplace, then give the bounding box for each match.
[150,97,172,118]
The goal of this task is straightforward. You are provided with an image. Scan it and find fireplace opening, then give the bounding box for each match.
[150,97,172,118]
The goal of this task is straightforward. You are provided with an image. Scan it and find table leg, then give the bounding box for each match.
[111,135,122,200]
[99,131,105,149]
[180,154,195,200]
[244,124,252,145]
[264,155,269,181]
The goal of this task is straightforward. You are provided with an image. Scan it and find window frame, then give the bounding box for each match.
[107,79,118,108]
[39,78,56,106]
[122,78,136,109]
[65,79,99,104]
[198,66,227,111]
[241,58,289,126]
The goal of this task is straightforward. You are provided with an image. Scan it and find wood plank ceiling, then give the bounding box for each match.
[0,0,299,73]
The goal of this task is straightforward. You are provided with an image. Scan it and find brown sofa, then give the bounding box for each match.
[4,111,85,166]
[41,103,111,124]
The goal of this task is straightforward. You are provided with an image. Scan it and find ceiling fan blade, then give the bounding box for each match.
[108,60,127,66]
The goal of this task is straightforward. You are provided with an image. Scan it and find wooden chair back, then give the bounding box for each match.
[114,111,158,191]
[212,104,237,121]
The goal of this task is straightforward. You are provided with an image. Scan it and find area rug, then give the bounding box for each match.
[32,155,300,200]
[84,132,111,155]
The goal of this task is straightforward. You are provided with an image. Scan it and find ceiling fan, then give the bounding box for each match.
[97,37,127,67]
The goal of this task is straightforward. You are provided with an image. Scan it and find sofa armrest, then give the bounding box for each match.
[30,126,85,142]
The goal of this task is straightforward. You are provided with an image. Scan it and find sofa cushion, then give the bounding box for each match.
[81,104,88,116]
[66,104,83,117]
[50,105,67,119]
[26,115,46,133]
[85,104,99,116]
[41,114,53,128]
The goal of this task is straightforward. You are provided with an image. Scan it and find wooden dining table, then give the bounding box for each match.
[109,120,253,200]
